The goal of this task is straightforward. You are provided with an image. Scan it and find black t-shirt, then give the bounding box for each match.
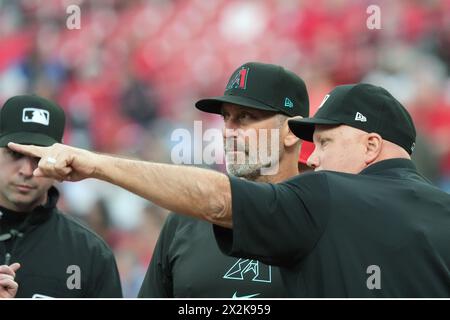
[138,214,287,298]
[214,159,450,297]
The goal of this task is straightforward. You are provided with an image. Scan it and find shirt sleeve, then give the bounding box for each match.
[214,171,330,267]
[138,213,177,298]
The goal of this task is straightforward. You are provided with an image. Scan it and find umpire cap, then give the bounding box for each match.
[288,83,417,155]
[0,95,65,147]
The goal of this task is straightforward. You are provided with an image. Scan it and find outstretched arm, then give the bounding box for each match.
[8,143,233,228]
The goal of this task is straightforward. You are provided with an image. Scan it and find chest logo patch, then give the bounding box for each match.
[223,258,272,283]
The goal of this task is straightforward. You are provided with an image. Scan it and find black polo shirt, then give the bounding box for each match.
[138,214,287,298]
[214,159,450,297]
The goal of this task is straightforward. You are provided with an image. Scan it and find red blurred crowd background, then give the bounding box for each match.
[0,0,449,296]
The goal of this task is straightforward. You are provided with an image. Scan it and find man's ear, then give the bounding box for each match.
[365,133,382,164]
[284,116,301,148]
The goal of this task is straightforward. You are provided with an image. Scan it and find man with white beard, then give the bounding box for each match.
[137,62,311,297]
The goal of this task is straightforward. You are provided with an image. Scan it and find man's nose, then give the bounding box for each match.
[222,124,240,138]
[19,157,37,177]
[306,152,319,170]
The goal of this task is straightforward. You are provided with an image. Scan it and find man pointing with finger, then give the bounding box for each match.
[9,84,450,297]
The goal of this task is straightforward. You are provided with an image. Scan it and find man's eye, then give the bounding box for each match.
[7,150,24,159]
[239,113,252,120]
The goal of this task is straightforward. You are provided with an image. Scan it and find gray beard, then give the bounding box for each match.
[224,129,283,180]
[226,161,263,180]
[225,150,282,181]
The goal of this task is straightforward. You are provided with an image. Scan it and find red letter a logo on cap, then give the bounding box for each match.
[226,67,249,90]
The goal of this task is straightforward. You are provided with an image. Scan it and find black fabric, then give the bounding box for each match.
[214,159,450,297]
[195,62,309,117]
[0,187,122,298]
[138,213,287,298]
[288,84,416,154]
[0,95,65,147]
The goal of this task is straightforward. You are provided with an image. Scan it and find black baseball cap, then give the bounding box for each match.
[195,62,309,117]
[288,83,417,154]
[0,95,65,147]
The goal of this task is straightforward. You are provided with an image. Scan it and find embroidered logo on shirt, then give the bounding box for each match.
[232,291,260,299]
[32,294,54,299]
[223,258,272,283]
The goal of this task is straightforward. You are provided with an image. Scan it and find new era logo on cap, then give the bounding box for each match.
[355,112,367,122]
[284,98,294,108]
[22,108,50,126]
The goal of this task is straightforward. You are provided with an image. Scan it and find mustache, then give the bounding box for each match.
[223,138,248,153]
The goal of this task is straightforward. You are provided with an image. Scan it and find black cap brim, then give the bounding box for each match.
[196,95,279,115]
[0,132,58,148]
[288,118,340,141]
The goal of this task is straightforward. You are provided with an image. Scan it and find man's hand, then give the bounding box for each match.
[0,263,21,298]
[8,142,233,228]
[8,143,98,182]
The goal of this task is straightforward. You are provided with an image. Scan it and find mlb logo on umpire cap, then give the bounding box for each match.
[22,108,50,126]
[0,95,65,147]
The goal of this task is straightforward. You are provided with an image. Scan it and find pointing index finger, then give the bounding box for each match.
[0,265,16,277]
[9,263,21,273]
[7,142,47,159]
